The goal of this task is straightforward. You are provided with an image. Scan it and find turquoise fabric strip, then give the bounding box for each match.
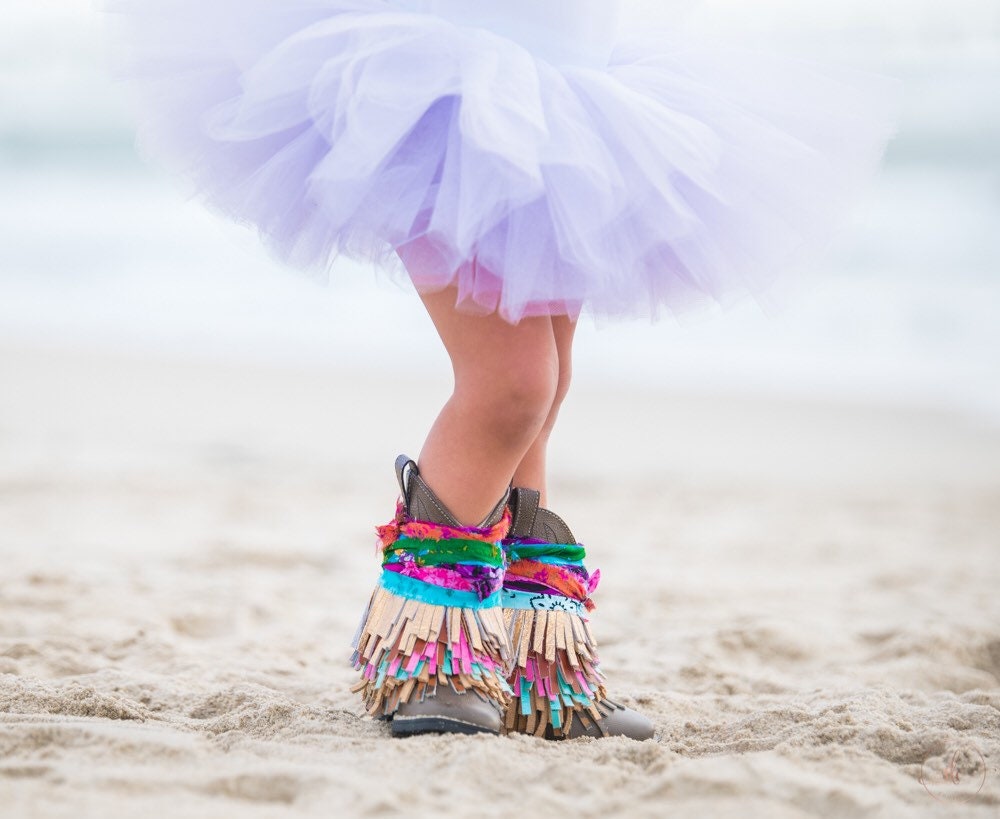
[380,570,502,609]
[501,588,586,617]
[531,556,585,567]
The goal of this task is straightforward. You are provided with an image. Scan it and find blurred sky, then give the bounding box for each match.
[1,0,999,423]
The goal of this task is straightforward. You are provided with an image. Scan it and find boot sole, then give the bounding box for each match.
[390,715,499,737]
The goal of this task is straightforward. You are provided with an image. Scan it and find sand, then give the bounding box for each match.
[1,341,998,817]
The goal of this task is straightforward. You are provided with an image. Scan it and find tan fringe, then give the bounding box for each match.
[352,584,511,717]
[503,607,608,738]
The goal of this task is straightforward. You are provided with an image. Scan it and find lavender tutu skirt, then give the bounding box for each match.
[108,0,897,321]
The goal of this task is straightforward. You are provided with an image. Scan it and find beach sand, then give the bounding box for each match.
[1,341,998,817]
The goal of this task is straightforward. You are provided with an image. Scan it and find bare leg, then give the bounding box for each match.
[511,315,577,505]
[415,287,560,526]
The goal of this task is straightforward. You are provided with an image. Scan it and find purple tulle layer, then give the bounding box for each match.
[107,0,898,322]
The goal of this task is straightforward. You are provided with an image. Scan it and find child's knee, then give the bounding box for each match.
[500,363,559,439]
[458,354,558,450]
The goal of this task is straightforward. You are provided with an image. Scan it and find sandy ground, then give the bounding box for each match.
[1,341,998,818]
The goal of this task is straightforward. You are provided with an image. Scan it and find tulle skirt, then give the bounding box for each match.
[106,0,898,322]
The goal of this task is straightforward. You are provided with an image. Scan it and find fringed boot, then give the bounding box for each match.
[501,488,654,740]
[351,455,513,736]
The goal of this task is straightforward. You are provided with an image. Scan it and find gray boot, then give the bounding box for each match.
[502,488,654,740]
[351,456,512,737]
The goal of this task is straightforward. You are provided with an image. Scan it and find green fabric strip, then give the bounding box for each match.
[385,536,505,568]
[507,542,587,563]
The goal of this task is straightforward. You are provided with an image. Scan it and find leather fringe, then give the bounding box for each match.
[503,607,608,738]
[351,584,511,717]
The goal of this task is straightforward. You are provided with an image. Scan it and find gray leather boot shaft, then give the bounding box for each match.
[395,454,509,529]
[507,487,576,543]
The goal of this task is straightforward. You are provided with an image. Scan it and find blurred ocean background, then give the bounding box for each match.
[1,0,998,423]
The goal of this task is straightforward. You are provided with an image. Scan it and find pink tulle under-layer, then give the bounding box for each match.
[108,0,898,323]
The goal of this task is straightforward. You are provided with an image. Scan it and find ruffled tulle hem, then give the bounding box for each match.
[106,0,899,322]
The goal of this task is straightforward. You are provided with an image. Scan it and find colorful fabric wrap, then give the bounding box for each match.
[351,506,513,716]
[504,540,600,612]
[502,538,607,738]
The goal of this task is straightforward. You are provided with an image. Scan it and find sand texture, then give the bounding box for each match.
[1,343,999,817]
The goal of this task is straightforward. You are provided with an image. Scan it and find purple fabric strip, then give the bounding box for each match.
[382,561,504,601]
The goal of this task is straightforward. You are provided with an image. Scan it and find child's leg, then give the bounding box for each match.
[511,315,577,504]
[497,316,654,739]
[416,286,560,526]
[355,280,553,733]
